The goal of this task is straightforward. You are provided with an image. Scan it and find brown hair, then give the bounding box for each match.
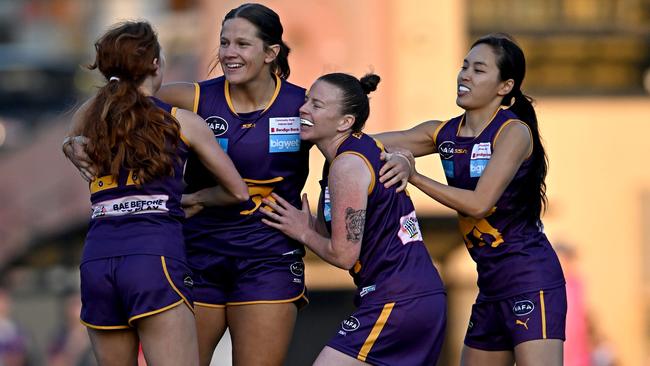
[81,21,180,185]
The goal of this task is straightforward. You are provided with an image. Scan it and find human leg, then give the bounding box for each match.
[513,339,563,366]
[313,346,369,366]
[460,346,514,366]
[87,328,139,366]
[227,302,297,366]
[136,303,199,366]
[194,305,228,366]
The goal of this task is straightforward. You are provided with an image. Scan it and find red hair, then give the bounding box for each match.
[81,21,180,184]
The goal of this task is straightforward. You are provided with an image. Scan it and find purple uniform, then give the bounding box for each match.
[320,133,446,365]
[434,107,566,348]
[80,97,193,329]
[182,76,309,306]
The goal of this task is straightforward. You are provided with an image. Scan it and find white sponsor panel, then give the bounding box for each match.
[397,210,423,244]
[91,194,169,219]
[269,117,301,134]
[470,142,492,160]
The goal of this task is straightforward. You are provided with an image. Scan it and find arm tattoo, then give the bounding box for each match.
[345,207,366,243]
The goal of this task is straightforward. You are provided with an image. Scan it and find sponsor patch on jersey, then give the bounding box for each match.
[442,159,454,178]
[323,187,332,222]
[470,142,491,177]
[216,137,228,152]
[205,116,229,136]
[269,117,301,153]
[269,117,301,134]
[397,210,423,244]
[269,134,301,152]
[360,285,376,297]
[513,300,535,316]
[91,194,169,219]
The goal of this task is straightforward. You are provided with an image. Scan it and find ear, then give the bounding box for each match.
[497,78,514,96]
[152,58,161,75]
[336,115,355,132]
[264,44,281,64]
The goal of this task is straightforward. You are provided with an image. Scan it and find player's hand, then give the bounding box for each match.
[181,193,204,218]
[379,148,415,192]
[62,136,96,182]
[261,193,314,243]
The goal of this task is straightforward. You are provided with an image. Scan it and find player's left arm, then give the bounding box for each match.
[409,120,532,219]
[262,154,370,270]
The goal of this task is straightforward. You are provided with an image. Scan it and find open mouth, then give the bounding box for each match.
[300,118,314,127]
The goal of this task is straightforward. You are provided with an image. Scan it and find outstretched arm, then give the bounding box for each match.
[410,121,532,218]
[156,82,198,112]
[373,120,442,157]
[261,154,371,270]
[176,108,249,208]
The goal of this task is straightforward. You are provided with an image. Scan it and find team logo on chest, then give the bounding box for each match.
[438,141,456,160]
[470,142,491,178]
[205,116,229,136]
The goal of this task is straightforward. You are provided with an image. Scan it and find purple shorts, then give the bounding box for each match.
[80,255,194,329]
[188,252,307,308]
[464,286,567,351]
[327,293,446,366]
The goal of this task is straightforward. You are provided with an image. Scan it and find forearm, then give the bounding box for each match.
[301,229,357,270]
[190,185,246,207]
[410,172,491,218]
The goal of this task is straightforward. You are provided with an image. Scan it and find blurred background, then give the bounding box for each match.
[0,0,649,365]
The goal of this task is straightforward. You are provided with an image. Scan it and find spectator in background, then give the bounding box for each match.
[47,291,96,366]
[0,288,30,366]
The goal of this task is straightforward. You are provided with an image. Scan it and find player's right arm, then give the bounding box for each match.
[175,108,249,207]
[373,120,443,157]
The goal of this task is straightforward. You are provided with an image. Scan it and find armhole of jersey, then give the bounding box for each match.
[493,119,533,159]
[432,120,449,148]
[171,106,191,147]
[192,82,200,113]
[333,152,375,195]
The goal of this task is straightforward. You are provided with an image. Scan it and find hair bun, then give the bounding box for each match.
[360,73,380,95]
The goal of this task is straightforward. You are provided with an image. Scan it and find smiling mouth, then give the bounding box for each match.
[300,118,314,127]
[225,63,244,70]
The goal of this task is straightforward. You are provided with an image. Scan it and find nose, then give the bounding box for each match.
[298,101,309,116]
[220,44,236,59]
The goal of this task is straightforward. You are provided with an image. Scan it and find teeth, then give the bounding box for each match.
[459,85,470,92]
[226,63,243,69]
[300,118,314,126]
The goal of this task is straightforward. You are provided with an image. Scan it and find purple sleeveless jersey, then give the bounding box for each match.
[182,76,309,257]
[82,97,189,263]
[320,133,445,305]
[434,108,565,301]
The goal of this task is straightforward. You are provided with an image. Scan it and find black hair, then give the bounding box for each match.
[223,3,291,79]
[317,73,380,132]
[472,33,548,221]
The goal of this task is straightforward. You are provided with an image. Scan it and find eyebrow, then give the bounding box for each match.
[463,59,488,67]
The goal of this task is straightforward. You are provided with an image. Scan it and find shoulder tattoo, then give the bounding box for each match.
[345,207,366,243]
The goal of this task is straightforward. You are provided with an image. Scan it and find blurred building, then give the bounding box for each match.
[0,0,649,365]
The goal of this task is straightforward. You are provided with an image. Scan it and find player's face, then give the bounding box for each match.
[456,43,509,110]
[299,80,346,143]
[219,18,275,85]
